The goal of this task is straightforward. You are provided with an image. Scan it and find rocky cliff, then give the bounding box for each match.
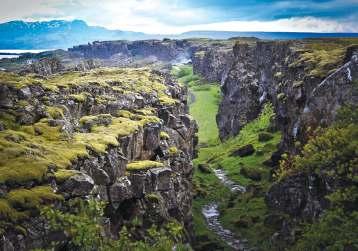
[192,38,358,248]
[194,38,358,152]
[0,68,197,250]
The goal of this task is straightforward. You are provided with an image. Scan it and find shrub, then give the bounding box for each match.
[42,199,189,251]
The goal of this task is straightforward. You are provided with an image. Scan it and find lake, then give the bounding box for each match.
[0,49,52,59]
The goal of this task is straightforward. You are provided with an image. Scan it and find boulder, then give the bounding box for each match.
[60,173,94,197]
[109,177,133,203]
[150,168,172,191]
[231,144,255,157]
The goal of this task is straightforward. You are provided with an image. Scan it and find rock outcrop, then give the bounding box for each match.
[0,68,197,250]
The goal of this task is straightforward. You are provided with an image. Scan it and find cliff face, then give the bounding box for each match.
[69,40,190,61]
[194,39,358,152]
[0,68,197,250]
[192,48,233,83]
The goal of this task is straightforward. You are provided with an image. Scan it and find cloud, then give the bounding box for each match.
[174,17,358,34]
[0,0,357,33]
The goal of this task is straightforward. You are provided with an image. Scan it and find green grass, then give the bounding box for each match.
[172,65,220,146]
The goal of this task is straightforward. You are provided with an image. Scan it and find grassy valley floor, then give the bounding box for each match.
[172,65,282,251]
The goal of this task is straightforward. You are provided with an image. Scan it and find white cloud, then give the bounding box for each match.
[0,0,356,33]
[173,17,358,34]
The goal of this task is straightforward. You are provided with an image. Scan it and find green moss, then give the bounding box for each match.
[145,193,161,203]
[159,95,177,105]
[168,146,178,155]
[0,112,17,130]
[1,68,178,107]
[54,169,78,183]
[46,106,64,119]
[79,114,112,129]
[7,185,63,209]
[69,93,89,102]
[0,67,178,185]
[0,199,25,220]
[0,72,35,89]
[126,160,164,171]
[160,131,170,140]
[293,38,358,78]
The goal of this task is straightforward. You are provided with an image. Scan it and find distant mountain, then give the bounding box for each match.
[0,20,147,49]
[1,19,358,50]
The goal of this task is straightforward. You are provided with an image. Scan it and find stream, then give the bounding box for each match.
[202,169,248,250]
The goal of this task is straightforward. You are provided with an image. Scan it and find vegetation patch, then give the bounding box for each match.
[126,160,164,171]
[172,65,221,146]
[160,131,170,140]
[292,38,358,78]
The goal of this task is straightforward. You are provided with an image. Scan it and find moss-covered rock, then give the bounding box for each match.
[126,160,164,171]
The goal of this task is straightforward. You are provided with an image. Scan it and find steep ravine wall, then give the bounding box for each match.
[194,40,358,153]
[0,68,198,250]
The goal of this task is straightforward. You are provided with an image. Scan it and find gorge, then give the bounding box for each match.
[0,37,357,251]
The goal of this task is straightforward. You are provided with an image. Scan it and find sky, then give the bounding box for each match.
[0,0,357,34]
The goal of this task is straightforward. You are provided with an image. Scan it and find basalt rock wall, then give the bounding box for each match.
[0,68,198,250]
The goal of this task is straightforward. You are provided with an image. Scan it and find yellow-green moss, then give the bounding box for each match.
[126,160,164,171]
[69,93,89,102]
[54,169,78,183]
[145,193,161,203]
[168,146,178,155]
[160,131,170,140]
[46,106,64,119]
[159,95,177,105]
[0,199,24,220]
[7,185,63,209]
[293,38,358,78]
[79,114,112,127]
[0,68,177,185]
[0,68,178,106]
